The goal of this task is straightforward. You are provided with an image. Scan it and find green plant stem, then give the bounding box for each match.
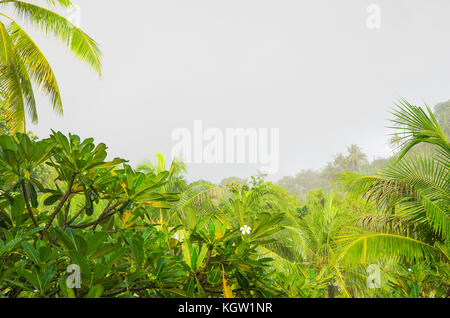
[39,173,76,239]
[21,180,38,227]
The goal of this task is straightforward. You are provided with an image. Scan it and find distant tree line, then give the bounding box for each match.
[221,100,449,201]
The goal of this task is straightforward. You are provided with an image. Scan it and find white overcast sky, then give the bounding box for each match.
[16,0,450,182]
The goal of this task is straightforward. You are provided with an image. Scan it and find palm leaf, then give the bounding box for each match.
[336,228,442,264]
[389,99,450,160]
[10,1,102,75]
[337,154,450,241]
[0,20,36,132]
[8,22,62,115]
[44,0,74,8]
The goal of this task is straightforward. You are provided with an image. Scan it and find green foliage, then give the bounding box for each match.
[0,0,101,133]
[335,100,449,296]
[0,132,286,298]
[0,100,448,298]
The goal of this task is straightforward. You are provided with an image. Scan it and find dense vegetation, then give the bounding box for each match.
[0,1,448,299]
[0,100,448,298]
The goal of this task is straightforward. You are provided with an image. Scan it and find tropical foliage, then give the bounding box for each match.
[0,1,448,296]
[0,0,101,133]
[0,100,448,298]
[337,101,449,262]
[0,133,287,297]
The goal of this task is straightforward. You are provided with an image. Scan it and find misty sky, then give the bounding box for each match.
[19,0,450,183]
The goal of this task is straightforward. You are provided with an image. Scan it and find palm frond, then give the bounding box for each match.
[10,1,102,75]
[0,20,36,132]
[336,228,442,265]
[8,22,62,114]
[357,214,429,238]
[44,0,74,8]
[389,99,450,160]
[337,154,450,241]
[169,182,227,226]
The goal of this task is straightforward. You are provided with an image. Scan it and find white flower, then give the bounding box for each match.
[408,268,412,272]
[172,231,184,242]
[240,225,251,235]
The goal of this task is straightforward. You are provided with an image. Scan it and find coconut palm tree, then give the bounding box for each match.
[345,144,367,172]
[336,100,449,265]
[0,0,102,133]
[333,153,348,171]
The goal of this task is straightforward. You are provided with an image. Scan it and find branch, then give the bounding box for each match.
[63,206,86,229]
[21,181,38,227]
[63,199,71,227]
[39,173,76,239]
[102,284,155,298]
[69,200,124,230]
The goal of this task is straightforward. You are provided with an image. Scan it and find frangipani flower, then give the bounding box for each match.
[240,225,251,235]
[172,231,184,242]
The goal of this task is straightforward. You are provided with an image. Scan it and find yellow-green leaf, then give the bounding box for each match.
[222,268,233,298]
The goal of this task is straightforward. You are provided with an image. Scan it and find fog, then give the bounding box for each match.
[25,0,450,182]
